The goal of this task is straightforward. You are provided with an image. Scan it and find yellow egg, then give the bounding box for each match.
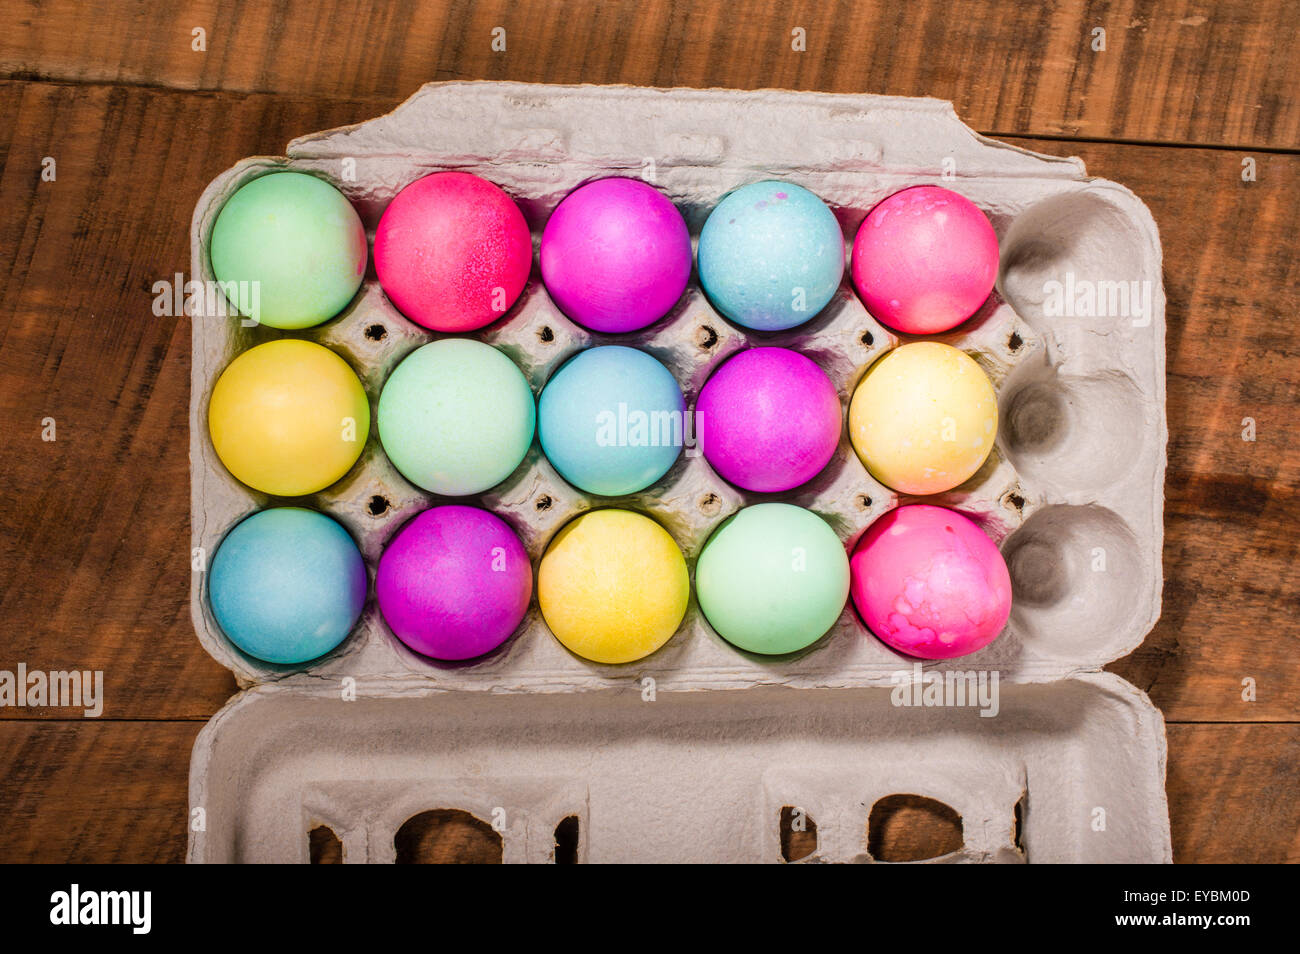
[538,510,689,664]
[208,339,370,496]
[848,342,997,494]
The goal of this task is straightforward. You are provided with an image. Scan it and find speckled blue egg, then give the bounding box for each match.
[209,507,367,665]
[698,181,845,332]
[538,346,686,496]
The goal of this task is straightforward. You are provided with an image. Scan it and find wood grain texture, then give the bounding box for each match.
[866,793,967,861]
[393,809,504,864]
[0,721,200,863]
[0,0,1295,865]
[1166,723,1300,864]
[0,85,382,720]
[0,0,1295,148]
[0,721,1293,862]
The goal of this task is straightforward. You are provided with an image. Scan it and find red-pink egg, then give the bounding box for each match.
[375,171,532,332]
[850,504,1011,659]
[850,185,999,335]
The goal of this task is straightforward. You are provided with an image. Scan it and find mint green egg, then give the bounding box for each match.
[378,339,535,496]
[696,503,850,655]
[209,172,367,329]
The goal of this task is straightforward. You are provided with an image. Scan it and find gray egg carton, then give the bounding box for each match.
[190,672,1166,863]
[188,82,1170,863]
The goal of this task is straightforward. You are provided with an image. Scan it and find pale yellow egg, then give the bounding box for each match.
[538,509,689,665]
[208,339,370,497]
[848,342,997,495]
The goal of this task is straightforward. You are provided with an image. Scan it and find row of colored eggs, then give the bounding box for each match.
[208,336,997,500]
[210,171,999,337]
[210,501,1010,667]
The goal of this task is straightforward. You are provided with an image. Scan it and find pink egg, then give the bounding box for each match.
[375,172,533,332]
[850,504,1011,659]
[540,178,691,333]
[850,185,999,335]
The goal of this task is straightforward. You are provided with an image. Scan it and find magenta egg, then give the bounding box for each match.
[696,347,842,493]
[376,506,533,661]
[540,178,691,333]
[375,172,533,333]
[850,185,999,335]
[850,504,1011,660]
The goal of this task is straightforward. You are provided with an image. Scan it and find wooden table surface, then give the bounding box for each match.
[0,0,1295,863]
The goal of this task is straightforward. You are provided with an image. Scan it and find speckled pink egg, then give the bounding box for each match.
[851,185,999,335]
[850,504,1011,659]
[540,178,691,333]
[375,172,533,332]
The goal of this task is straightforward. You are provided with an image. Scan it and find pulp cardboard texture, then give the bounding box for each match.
[188,82,1171,863]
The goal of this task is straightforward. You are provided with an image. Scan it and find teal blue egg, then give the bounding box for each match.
[538,346,686,496]
[209,507,367,665]
[697,181,845,331]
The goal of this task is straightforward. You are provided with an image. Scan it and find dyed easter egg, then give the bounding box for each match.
[540,178,691,333]
[697,181,844,332]
[208,339,369,497]
[848,342,997,495]
[374,171,532,332]
[851,185,999,334]
[209,172,367,330]
[538,346,685,496]
[376,506,532,661]
[696,503,849,655]
[377,339,535,496]
[850,504,1011,659]
[696,347,841,493]
[538,510,688,664]
[209,507,367,665]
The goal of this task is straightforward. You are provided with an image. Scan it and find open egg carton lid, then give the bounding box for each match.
[188,83,1169,862]
[188,670,1169,862]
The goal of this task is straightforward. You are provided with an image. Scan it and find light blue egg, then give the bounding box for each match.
[698,180,845,331]
[209,507,367,665]
[539,346,686,496]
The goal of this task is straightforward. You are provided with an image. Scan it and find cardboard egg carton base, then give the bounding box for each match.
[190,82,1167,692]
[188,82,1170,862]
[188,672,1169,863]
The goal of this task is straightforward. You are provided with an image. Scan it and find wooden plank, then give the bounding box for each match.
[0,85,377,720]
[1166,723,1300,863]
[0,720,1293,862]
[0,0,1295,149]
[0,721,200,862]
[0,85,1295,723]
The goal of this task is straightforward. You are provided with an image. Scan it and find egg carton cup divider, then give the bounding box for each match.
[189,83,1169,863]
